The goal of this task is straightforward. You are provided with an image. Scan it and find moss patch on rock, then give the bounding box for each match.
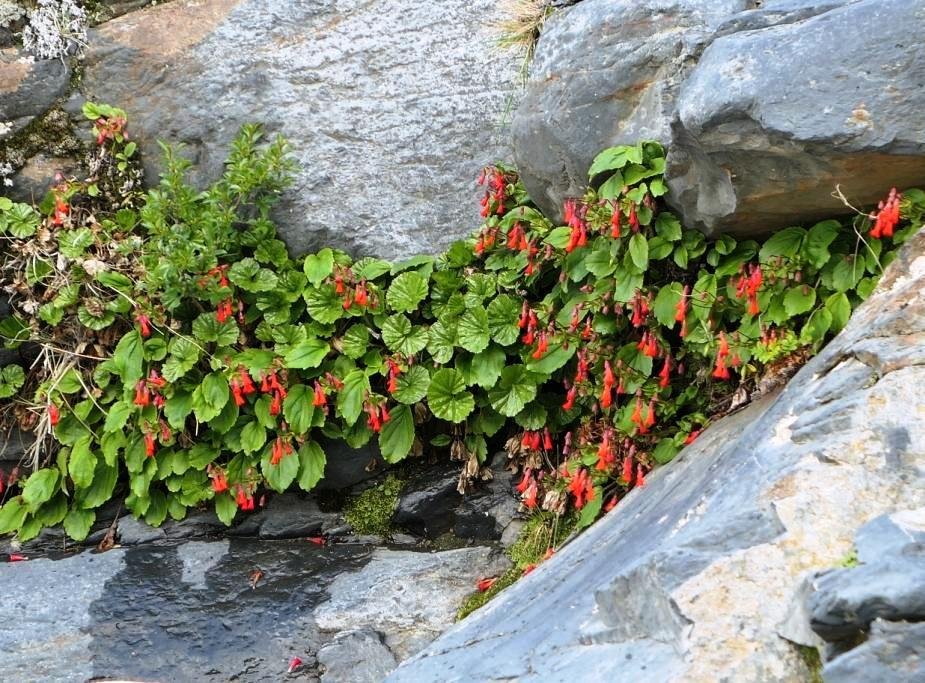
[343,475,404,536]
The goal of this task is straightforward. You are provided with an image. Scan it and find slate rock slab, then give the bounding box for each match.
[388,229,925,680]
[79,0,518,260]
[318,628,397,683]
[823,620,925,683]
[0,47,70,140]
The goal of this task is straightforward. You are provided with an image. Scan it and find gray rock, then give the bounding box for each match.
[0,47,71,141]
[513,0,925,237]
[162,508,226,540]
[315,436,384,491]
[823,620,925,683]
[79,0,517,260]
[808,547,925,642]
[855,508,925,565]
[669,0,925,237]
[0,548,125,682]
[393,466,460,538]
[319,628,397,683]
[511,0,749,221]
[388,230,925,681]
[315,546,511,661]
[116,513,166,545]
[454,467,519,541]
[229,492,338,539]
[8,153,79,203]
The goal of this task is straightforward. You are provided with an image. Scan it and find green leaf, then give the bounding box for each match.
[192,372,230,422]
[298,441,326,491]
[77,462,118,509]
[653,439,680,464]
[164,391,193,430]
[759,226,806,262]
[457,307,490,354]
[803,220,841,269]
[628,233,649,271]
[784,286,817,317]
[113,330,144,385]
[525,339,576,375]
[392,365,430,404]
[58,228,95,258]
[22,469,59,512]
[381,315,430,356]
[576,488,603,530]
[486,295,521,346]
[36,493,68,527]
[387,272,429,313]
[588,146,632,177]
[340,324,369,359]
[0,498,28,534]
[338,370,370,425]
[352,257,392,281]
[427,319,456,363]
[228,257,279,292]
[162,337,200,382]
[69,438,97,489]
[379,404,415,463]
[597,173,624,200]
[215,493,237,526]
[303,248,334,286]
[284,338,330,369]
[240,420,267,454]
[652,282,684,327]
[488,365,537,417]
[464,346,507,388]
[585,242,616,278]
[63,507,95,541]
[825,292,852,333]
[831,256,864,293]
[655,213,682,241]
[304,284,344,324]
[283,385,315,433]
[544,226,573,249]
[192,313,239,347]
[801,308,832,344]
[145,490,168,527]
[103,400,132,433]
[427,368,475,422]
[262,444,299,493]
[0,365,25,398]
[515,403,547,430]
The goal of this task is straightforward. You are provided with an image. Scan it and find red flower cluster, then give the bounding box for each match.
[365,401,390,432]
[477,166,508,217]
[476,577,497,592]
[474,225,498,255]
[94,115,127,146]
[519,303,540,345]
[595,430,616,471]
[134,369,167,408]
[520,428,554,453]
[386,358,402,394]
[230,367,257,406]
[51,196,69,227]
[260,370,287,416]
[270,436,294,465]
[563,199,588,252]
[236,485,255,511]
[209,465,228,493]
[712,332,731,380]
[600,360,616,409]
[637,329,659,358]
[630,395,657,434]
[567,468,594,509]
[610,200,622,238]
[144,431,157,457]
[630,291,650,327]
[869,188,901,239]
[736,264,763,316]
[515,468,538,508]
[312,380,328,407]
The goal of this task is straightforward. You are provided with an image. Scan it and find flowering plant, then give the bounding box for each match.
[0,110,919,541]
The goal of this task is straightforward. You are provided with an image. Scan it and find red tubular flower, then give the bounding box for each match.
[658,357,671,388]
[645,399,657,428]
[522,328,534,346]
[47,404,60,427]
[683,429,701,446]
[523,479,538,508]
[604,496,619,512]
[216,300,233,323]
[515,468,533,494]
[518,301,530,329]
[240,369,256,394]
[631,397,643,428]
[622,454,634,482]
[543,427,553,452]
[568,468,595,509]
[476,577,497,592]
[312,381,328,407]
[595,432,614,471]
[675,285,690,323]
[635,464,646,488]
[211,468,228,493]
[288,657,303,674]
[582,318,593,340]
[144,432,156,458]
[562,386,577,411]
[135,313,152,338]
[610,202,622,238]
[380,404,391,424]
[354,283,368,307]
[230,379,245,407]
[531,333,548,360]
[334,274,345,295]
[869,188,901,239]
[133,380,150,407]
[628,203,639,231]
[270,393,282,416]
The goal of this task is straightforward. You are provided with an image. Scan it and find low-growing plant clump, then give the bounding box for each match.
[0,104,921,544]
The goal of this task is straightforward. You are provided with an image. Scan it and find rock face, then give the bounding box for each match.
[0,47,70,140]
[388,230,925,681]
[513,0,925,235]
[78,0,517,260]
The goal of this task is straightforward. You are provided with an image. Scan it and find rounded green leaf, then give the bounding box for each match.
[283,385,315,434]
[63,507,96,541]
[22,468,59,512]
[515,403,547,430]
[284,338,330,369]
[457,306,490,354]
[379,404,415,463]
[340,324,370,359]
[382,314,430,356]
[298,441,326,491]
[486,295,520,346]
[488,365,537,417]
[427,368,475,423]
[427,319,457,364]
[262,444,300,493]
[629,233,649,271]
[387,272,429,313]
[784,286,817,317]
[303,248,334,286]
[392,365,430,404]
[69,438,97,489]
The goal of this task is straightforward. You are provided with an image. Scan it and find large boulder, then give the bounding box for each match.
[79,0,518,260]
[513,0,925,236]
[388,229,925,681]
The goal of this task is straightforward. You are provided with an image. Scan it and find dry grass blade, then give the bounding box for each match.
[490,0,553,58]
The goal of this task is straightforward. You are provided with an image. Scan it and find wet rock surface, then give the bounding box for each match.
[513,0,925,235]
[78,0,517,260]
[389,230,925,681]
[0,537,505,681]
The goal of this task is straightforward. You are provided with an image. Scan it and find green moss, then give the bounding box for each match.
[0,106,82,170]
[797,645,824,683]
[838,548,859,568]
[343,475,404,536]
[456,511,577,621]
